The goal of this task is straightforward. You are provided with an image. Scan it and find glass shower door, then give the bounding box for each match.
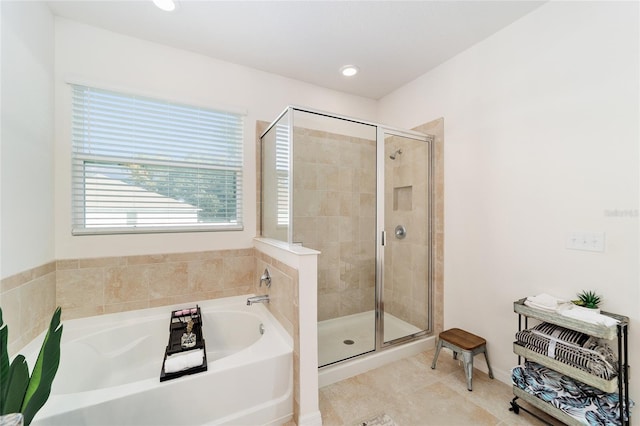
[379,129,432,345]
[290,110,378,367]
[261,110,290,242]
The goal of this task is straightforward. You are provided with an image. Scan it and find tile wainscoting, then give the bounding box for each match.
[55,249,256,320]
[0,262,56,356]
[1,248,294,351]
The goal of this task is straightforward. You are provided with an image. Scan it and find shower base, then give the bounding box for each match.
[318,310,421,367]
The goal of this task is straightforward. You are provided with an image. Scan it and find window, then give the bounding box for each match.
[275,123,290,227]
[71,84,244,234]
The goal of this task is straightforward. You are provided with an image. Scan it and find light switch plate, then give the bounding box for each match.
[566,231,605,252]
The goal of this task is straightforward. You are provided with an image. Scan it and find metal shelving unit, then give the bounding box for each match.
[510,298,630,425]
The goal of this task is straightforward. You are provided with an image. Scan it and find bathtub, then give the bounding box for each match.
[21,295,293,426]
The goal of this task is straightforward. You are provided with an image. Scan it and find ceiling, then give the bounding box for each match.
[47,1,546,100]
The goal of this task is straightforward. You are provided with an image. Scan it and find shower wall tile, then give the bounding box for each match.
[318,293,340,320]
[298,163,317,190]
[339,167,355,192]
[294,217,318,246]
[339,193,354,217]
[293,127,378,322]
[358,168,377,194]
[383,122,444,335]
[0,261,57,357]
[359,193,376,217]
[319,191,341,216]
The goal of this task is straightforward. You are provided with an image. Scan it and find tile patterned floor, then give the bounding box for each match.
[319,348,563,426]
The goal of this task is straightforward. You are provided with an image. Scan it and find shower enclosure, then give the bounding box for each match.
[261,106,433,367]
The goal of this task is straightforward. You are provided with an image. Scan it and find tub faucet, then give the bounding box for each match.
[247,295,270,306]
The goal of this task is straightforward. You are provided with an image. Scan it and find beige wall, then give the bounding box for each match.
[379,2,639,393]
[292,127,377,321]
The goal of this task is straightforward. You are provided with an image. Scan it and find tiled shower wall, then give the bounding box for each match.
[383,117,445,336]
[292,127,377,321]
[383,136,431,329]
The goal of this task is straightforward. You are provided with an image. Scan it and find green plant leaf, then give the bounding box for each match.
[21,307,63,426]
[3,355,29,415]
[577,290,601,308]
[0,308,10,414]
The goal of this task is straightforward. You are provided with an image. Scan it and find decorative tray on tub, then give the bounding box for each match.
[160,305,208,382]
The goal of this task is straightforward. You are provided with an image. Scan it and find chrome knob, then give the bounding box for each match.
[260,268,271,288]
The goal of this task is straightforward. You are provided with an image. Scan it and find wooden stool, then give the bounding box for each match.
[431,328,494,391]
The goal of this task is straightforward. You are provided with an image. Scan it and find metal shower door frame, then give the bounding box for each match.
[375,126,434,351]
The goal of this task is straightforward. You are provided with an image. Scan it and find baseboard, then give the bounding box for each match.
[297,410,323,426]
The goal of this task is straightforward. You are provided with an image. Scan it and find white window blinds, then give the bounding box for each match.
[275,123,290,227]
[71,84,244,234]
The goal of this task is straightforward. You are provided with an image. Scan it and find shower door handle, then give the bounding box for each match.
[381,231,387,246]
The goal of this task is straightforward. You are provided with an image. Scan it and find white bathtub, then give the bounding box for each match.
[22,295,293,426]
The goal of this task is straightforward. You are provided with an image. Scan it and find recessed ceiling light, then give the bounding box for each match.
[340,65,359,77]
[153,0,177,12]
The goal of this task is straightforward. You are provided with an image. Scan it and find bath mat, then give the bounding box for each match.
[357,413,398,426]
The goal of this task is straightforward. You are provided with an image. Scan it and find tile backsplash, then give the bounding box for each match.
[1,261,56,356]
[56,249,256,319]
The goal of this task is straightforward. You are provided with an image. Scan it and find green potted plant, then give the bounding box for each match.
[0,307,63,426]
[572,290,602,311]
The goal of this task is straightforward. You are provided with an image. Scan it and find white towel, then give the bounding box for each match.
[164,348,204,373]
[524,293,570,311]
[560,308,619,327]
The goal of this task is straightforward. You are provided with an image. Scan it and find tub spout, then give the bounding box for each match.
[247,295,270,306]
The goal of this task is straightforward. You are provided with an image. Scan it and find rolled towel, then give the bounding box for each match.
[164,348,204,373]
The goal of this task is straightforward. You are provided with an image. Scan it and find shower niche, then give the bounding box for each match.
[261,106,434,367]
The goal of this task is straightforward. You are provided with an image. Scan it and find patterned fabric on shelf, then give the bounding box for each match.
[515,322,618,380]
[512,361,633,426]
